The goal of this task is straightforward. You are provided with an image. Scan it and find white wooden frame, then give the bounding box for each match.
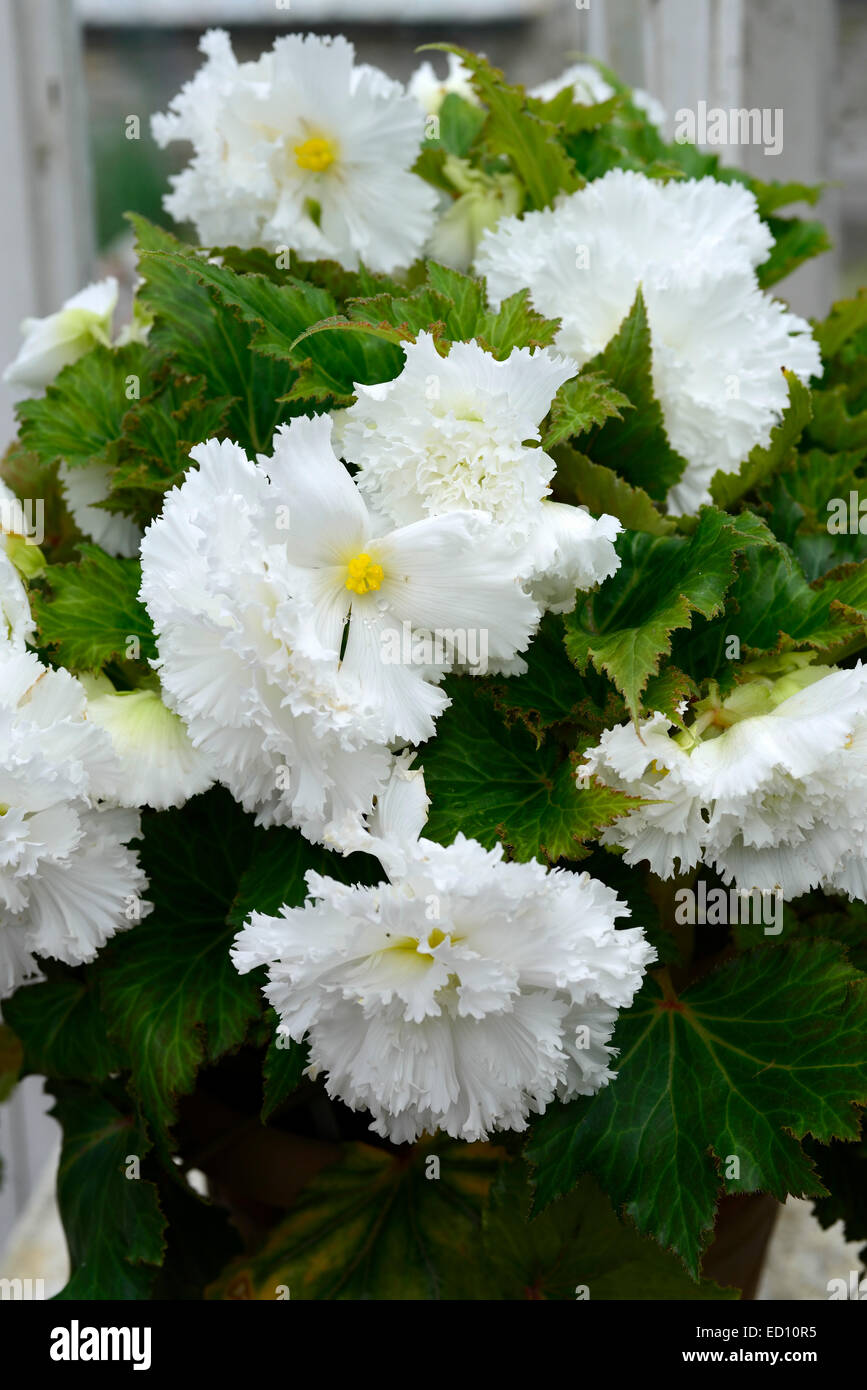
[0,0,94,447]
[0,0,92,1250]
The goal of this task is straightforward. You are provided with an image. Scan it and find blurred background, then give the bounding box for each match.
[1,0,866,1298]
[75,0,867,312]
[3,0,864,440]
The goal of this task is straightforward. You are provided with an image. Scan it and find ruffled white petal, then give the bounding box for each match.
[0,649,150,997]
[582,663,867,898]
[59,462,142,559]
[338,332,575,535]
[520,501,622,614]
[84,686,215,810]
[375,511,541,675]
[262,414,369,568]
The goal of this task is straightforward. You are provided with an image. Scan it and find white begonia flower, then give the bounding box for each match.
[232,759,656,1144]
[408,54,479,116]
[581,659,867,900]
[151,29,438,274]
[58,462,143,560]
[139,428,393,842]
[335,333,621,615]
[82,677,215,812]
[476,170,821,514]
[0,648,150,998]
[3,278,117,392]
[337,332,575,532]
[0,481,36,651]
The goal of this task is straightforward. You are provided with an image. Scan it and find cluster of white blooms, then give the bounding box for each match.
[129,323,645,1137]
[0,477,205,992]
[580,659,867,901]
[476,169,821,513]
[0,647,151,997]
[152,30,438,273]
[140,366,621,840]
[9,34,834,1143]
[233,759,656,1142]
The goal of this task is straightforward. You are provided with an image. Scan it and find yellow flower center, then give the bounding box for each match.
[294,135,337,173]
[345,552,384,595]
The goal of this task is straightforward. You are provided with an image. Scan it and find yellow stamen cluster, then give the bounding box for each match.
[294,136,336,173]
[345,552,384,595]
